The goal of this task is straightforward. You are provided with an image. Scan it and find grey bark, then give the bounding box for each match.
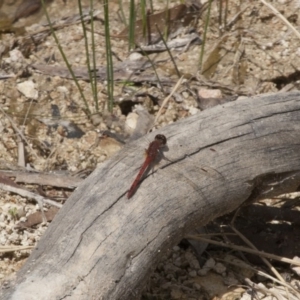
[2,91,300,300]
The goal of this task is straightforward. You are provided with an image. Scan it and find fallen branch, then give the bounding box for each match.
[2,91,300,300]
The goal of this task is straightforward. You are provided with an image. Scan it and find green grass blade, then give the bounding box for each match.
[149,0,153,13]
[118,0,127,26]
[78,0,99,112]
[140,0,147,41]
[155,24,181,79]
[140,48,164,94]
[103,0,114,112]
[89,0,99,112]
[128,0,136,50]
[199,0,213,71]
[41,0,91,116]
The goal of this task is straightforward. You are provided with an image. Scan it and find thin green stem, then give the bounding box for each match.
[118,0,127,26]
[78,0,99,112]
[128,0,136,50]
[103,0,114,112]
[199,0,213,71]
[89,0,99,111]
[224,0,228,29]
[155,24,181,79]
[149,0,153,13]
[218,0,223,35]
[140,48,164,94]
[140,0,147,40]
[41,0,91,116]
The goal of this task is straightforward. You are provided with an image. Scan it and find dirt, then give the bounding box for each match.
[0,0,300,299]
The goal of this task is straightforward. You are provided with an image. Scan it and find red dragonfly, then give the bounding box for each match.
[127,134,167,199]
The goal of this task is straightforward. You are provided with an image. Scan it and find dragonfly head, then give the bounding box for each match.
[155,134,167,146]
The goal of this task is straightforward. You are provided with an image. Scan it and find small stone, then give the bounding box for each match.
[188,106,199,115]
[129,52,143,61]
[0,214,5,222]
[125,112,139,134]
[185,252,200,270]
[214,262,226,274]
[198,88,222,99]
[9,49,24,63]
[8,232,19,243]
[193,283,201,290]
[198,258,215,276]
[183,279,194,287]
[17,207,25,218]
[19,217,27,223]
[167,273,176,281]
[170,288,183,299]
[172,245,180,252]
[0,234,7,245]
[173,257,182,267]
[6,226,13,234]
[182,91,189,99]
[178,275,187,283]
[161,282,171,290]
[204,258,215,268]
[57,86,69,95]
[198,269,207,276]
[188,270,197,277]
[17,80,38,100]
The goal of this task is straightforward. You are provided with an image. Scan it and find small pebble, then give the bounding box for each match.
[17,80,38,100]
[173,245,180,252]
[193,283,201,290]
[188,270,197,277]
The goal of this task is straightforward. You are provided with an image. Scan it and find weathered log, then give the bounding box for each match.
[2,91,300,300]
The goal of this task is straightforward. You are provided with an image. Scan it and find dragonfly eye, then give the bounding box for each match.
[155,134,167,145]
